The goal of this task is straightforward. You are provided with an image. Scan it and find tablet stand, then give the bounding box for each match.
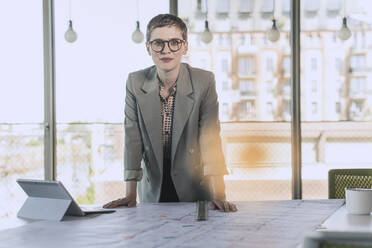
[17,197,72,221]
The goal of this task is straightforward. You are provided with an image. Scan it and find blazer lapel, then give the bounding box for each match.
[137,66,163,170]
[171,64,194,166]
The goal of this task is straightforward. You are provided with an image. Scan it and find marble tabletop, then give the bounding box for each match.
[0,200,344,248]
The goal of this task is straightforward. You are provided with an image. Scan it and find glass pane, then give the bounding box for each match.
[54,0,169,204]
[305,0,320,12]
[239,0,254,13]
[261,0,274,13]
[194,0,207,19]
[216,0,230,13]
[301,0,372,199]
[327,0,342,12]
[282,0,290,15]
[179,0,292,201]
[238,57,255,76]
[0,1,44,220]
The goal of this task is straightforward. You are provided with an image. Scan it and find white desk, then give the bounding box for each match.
[0,200,344,248]
[0,217,34,231]
[319,205,372,232]
[303,204,372,247]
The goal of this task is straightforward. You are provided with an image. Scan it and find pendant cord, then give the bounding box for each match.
[68,0,72,20]
[206,0,208,21]
[343,0,346,17]
[137,0,140,21]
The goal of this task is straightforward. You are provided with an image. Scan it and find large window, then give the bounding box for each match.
[3,0,372,212]
[179,0,372,201]
[0,0,44,220]
[53,0,168,205]
[180,0,293,201]
[301,0,372,198]
[0,0,169,220]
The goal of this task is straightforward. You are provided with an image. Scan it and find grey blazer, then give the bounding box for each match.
[124,63,228,202]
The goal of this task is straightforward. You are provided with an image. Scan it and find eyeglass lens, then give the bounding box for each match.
[150,39,183,52]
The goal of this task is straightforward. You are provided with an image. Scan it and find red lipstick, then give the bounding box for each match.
[160,58,173,63]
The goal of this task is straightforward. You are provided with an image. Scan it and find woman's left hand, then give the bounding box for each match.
[210,199,237,212]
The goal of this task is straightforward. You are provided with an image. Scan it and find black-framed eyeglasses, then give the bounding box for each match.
[148,39,185,53]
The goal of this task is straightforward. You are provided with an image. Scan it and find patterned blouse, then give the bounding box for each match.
[159,82,177,161]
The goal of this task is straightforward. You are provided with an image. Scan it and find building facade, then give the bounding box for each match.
[179,0,372,122]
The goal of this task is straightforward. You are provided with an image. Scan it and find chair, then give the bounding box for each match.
[328,169,372,199]
[303,231,372,248]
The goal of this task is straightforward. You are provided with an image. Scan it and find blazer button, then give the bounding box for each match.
[189,148,194,154]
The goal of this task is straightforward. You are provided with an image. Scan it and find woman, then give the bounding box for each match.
[104,14,237,212]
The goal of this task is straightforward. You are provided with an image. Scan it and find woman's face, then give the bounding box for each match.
[146,25,188,73]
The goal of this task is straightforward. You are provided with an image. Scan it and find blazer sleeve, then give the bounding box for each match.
[199,72,229,176]
[123,73,143,181]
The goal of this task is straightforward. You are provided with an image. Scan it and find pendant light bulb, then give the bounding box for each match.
[132,21,144,43]
[64,20,78,43]
[338,17,352,41]
[267,19,280,42]
[201,20,213,44]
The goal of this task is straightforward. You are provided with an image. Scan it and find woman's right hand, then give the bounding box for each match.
[103,196,137,208]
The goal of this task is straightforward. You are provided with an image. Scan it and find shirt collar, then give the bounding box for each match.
[158,77,177,97]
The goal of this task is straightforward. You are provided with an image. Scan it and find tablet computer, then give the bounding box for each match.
[17,179,115,217]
